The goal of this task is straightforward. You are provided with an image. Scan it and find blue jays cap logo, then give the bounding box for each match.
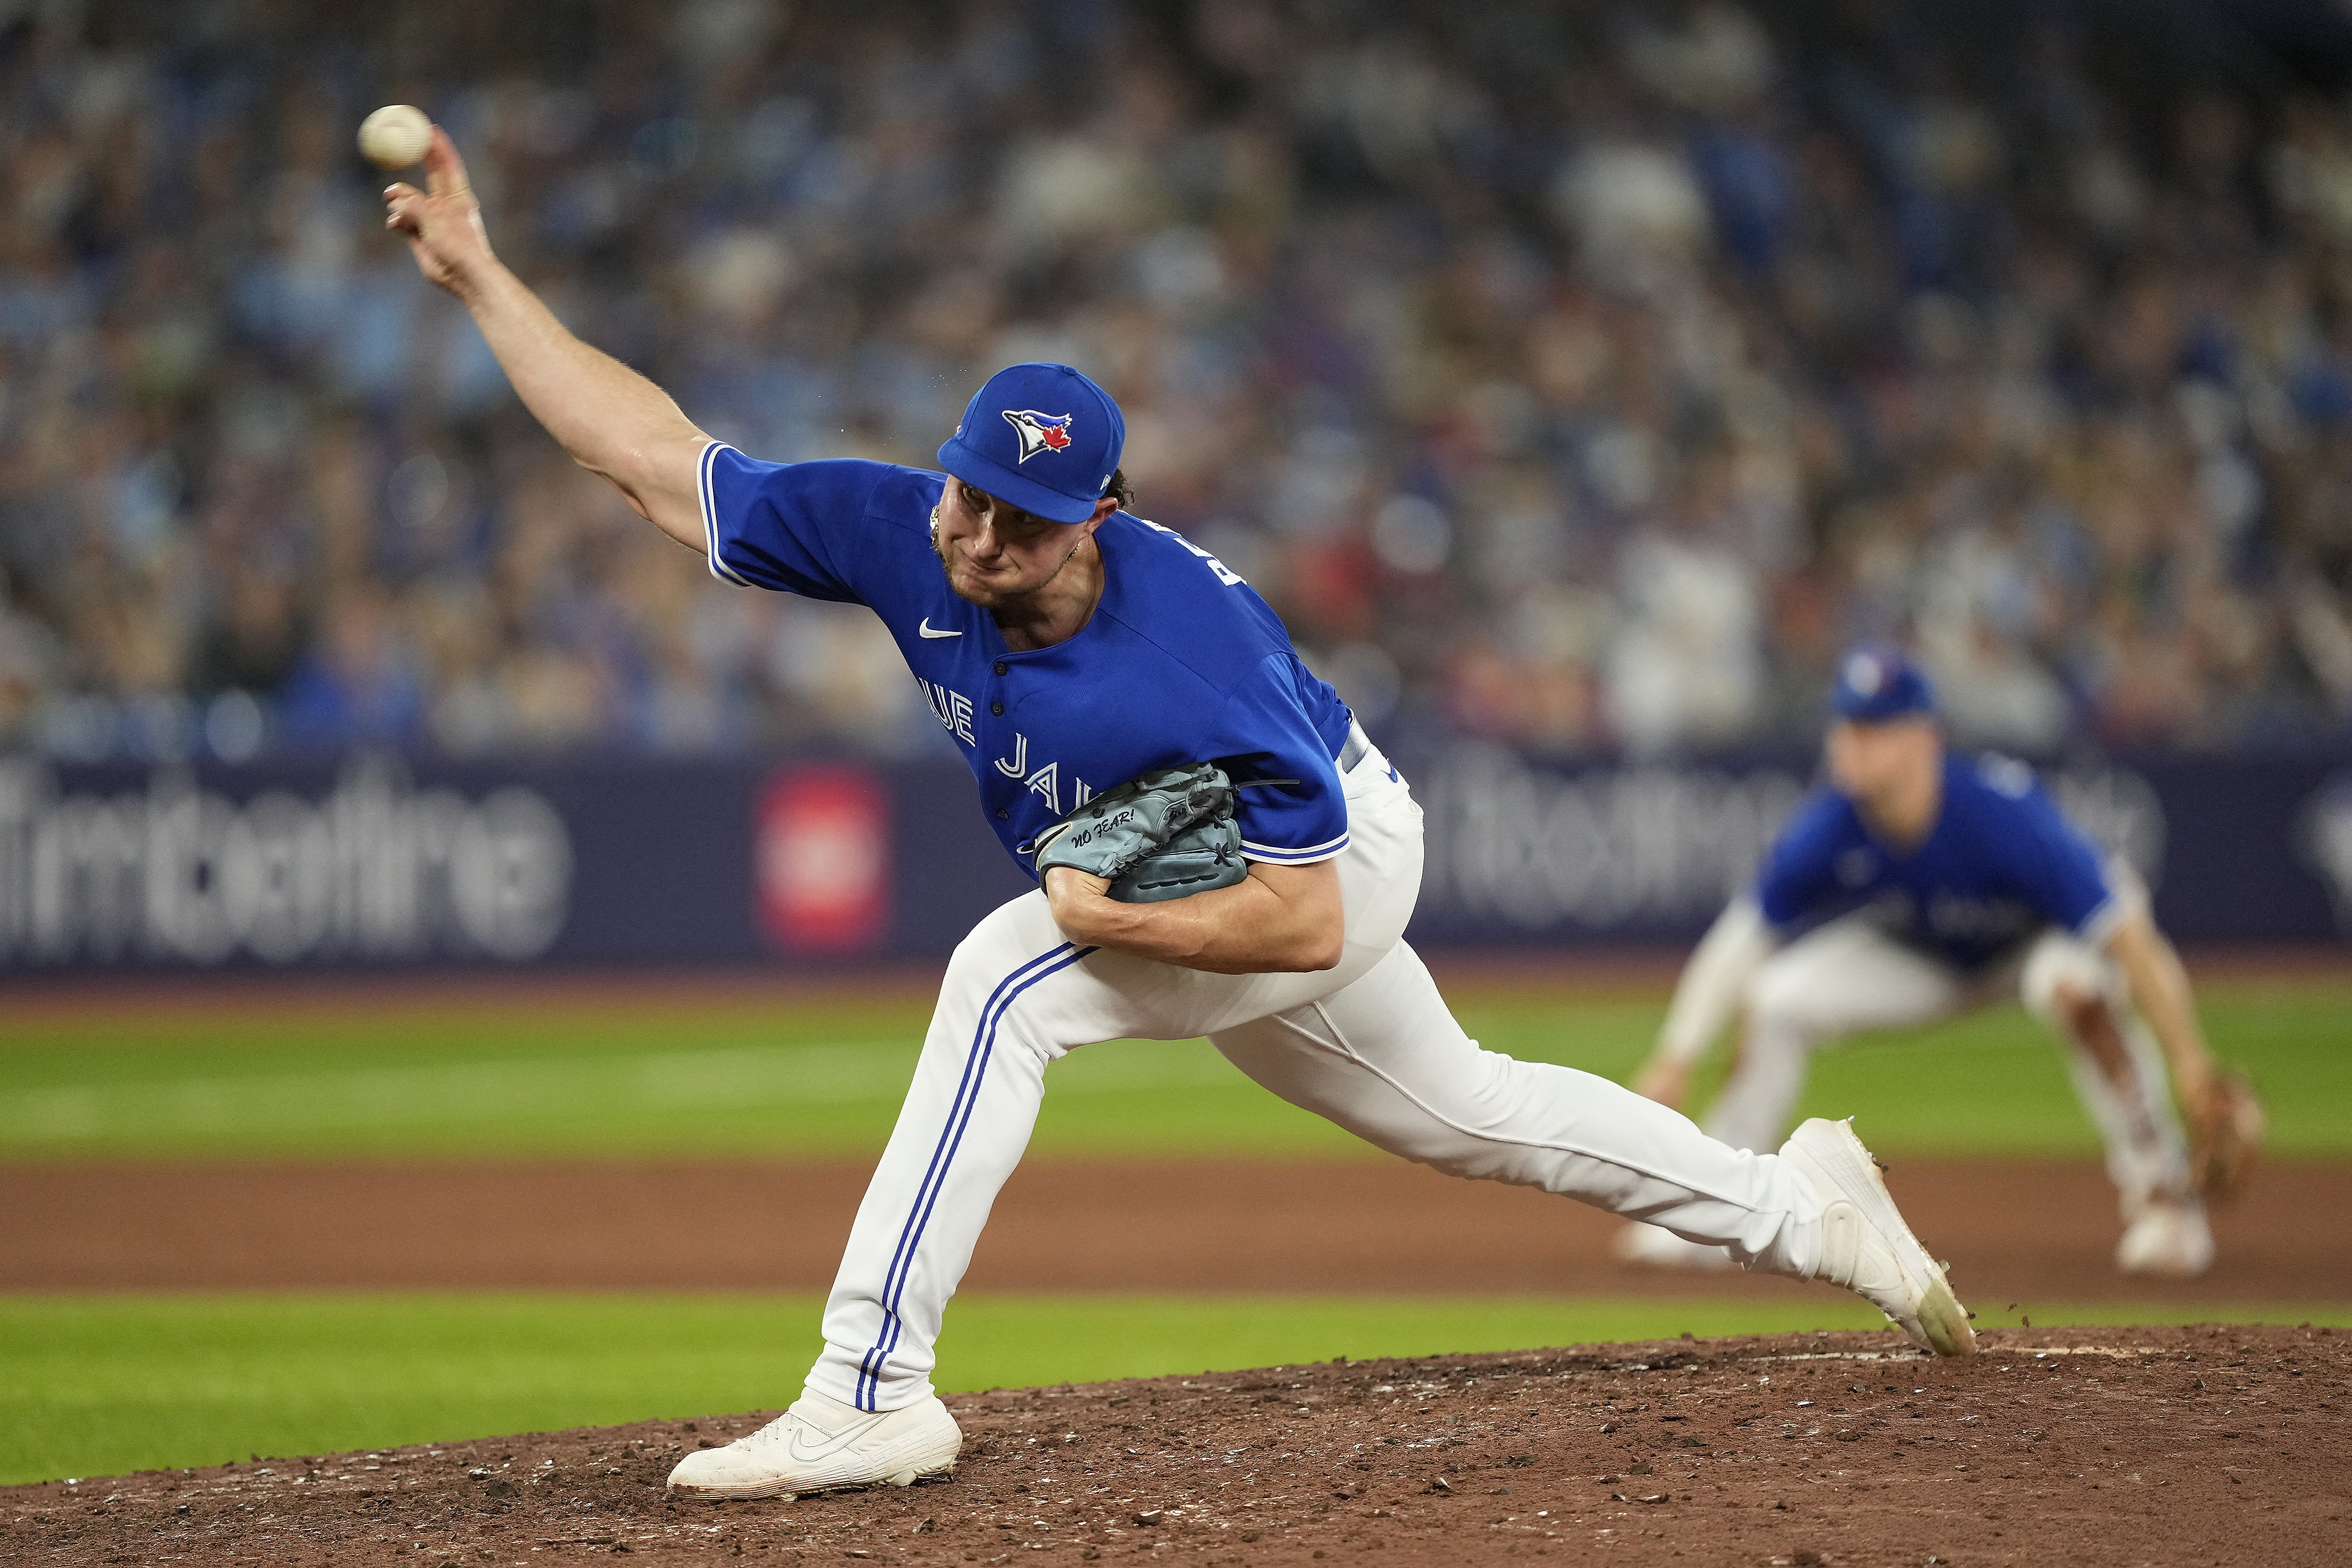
[1002,409,1075,462]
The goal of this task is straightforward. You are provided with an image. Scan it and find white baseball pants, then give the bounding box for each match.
[813,729,1831,1413]
[1703,912,2192,1218]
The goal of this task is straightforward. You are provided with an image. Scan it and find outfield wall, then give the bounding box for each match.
[1,748,2347,972]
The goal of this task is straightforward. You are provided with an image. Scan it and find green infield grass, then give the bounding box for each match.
[6,1291,2348,1487]
[0,978,2346,1160]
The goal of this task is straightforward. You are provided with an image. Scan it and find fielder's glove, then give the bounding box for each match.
[1031,762,1247,903]
[2192,1066,2264,1202]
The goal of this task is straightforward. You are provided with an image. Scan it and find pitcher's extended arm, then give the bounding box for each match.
[383,127,710,550]
[1629,896,1773,1109]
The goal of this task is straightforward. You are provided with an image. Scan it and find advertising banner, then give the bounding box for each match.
[0,753,1025,974]
[0,746,2344,974]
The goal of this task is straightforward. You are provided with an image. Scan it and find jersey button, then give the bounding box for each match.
[990,702,1004,716]
[993,660,1009,675]
[996,808,1010,820]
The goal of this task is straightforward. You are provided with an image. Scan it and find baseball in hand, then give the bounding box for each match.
[358,105,432,170]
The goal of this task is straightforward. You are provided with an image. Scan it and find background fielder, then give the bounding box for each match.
[384,123,1977,1505]
[1618,646,2252,1280]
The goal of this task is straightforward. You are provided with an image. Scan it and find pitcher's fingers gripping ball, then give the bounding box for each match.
[378,126,493,300]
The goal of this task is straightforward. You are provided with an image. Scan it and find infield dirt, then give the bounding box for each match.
[4,1325,2343,1567]
[7,1155,2348,1305]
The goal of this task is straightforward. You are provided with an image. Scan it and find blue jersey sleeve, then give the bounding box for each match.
[1984,773,2119,938]
[1753,790,1856,932]
[698,442,911,605]
[1207,654,1351,865]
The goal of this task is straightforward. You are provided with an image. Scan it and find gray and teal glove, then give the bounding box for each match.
[1031,762,1247,903]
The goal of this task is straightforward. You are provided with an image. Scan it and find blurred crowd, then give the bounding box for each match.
[6,0,2352,764]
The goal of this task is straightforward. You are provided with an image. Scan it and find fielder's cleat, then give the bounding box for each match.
[1779,1117,1978,1358]
[665,1388,962,1501]
[2115,1197,2214,1279]
[1610,1220,1734,1271]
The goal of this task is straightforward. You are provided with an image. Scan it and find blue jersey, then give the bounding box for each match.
[699,444,1353,876]
[1754,753,2122,969]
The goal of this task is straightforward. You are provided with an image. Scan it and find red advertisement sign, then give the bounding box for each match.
[754,766,891,954]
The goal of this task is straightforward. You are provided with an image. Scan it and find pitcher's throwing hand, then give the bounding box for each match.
[382,126,494,299]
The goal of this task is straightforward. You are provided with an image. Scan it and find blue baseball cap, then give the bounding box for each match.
[1831,644,1937,723]
[937,363,1127,525]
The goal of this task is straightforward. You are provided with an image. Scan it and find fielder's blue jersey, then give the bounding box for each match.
[698,444,1353,877]
[1755,753,2122,969]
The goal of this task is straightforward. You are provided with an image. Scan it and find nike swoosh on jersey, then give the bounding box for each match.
[785,1411,890,1466]
[918,619,962,638]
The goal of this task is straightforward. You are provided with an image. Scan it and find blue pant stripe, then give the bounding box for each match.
[855,943,1088,1409]
[858,944,1096,1408]
[854,941,1092,1410]
[855,944,1067,1409]
[864,945,1096,1394]
[867,947,1061,1313]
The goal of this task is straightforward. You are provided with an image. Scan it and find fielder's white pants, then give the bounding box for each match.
[814,731,1830,1412]
[1705,912,2192,1218]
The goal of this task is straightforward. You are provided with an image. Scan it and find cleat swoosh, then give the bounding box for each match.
[786,1416,889,1467]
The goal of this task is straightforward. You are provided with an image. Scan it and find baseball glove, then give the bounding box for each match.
[2192,1066,2264,1202]
[1031,762,1247,904]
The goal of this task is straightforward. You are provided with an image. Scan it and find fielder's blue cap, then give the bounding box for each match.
[1831,644,1937,723]
[937,363,1126,525]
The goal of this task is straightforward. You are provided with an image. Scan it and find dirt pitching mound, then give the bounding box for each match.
[5,1325,2343,1567]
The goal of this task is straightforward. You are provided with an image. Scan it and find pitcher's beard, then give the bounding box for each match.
[933,531,1088,611]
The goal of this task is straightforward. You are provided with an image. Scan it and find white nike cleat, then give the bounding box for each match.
[1610,1221,1734,1271]
[2116,1197,2214,1279]
[665,1388,963,1501]
[1778,1118,1977,1358]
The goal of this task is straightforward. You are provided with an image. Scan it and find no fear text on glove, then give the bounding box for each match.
[1032,764,1247,904]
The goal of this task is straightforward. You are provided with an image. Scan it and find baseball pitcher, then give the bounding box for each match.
[1617,647,2263,1279]
[385,127,1977,1505]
